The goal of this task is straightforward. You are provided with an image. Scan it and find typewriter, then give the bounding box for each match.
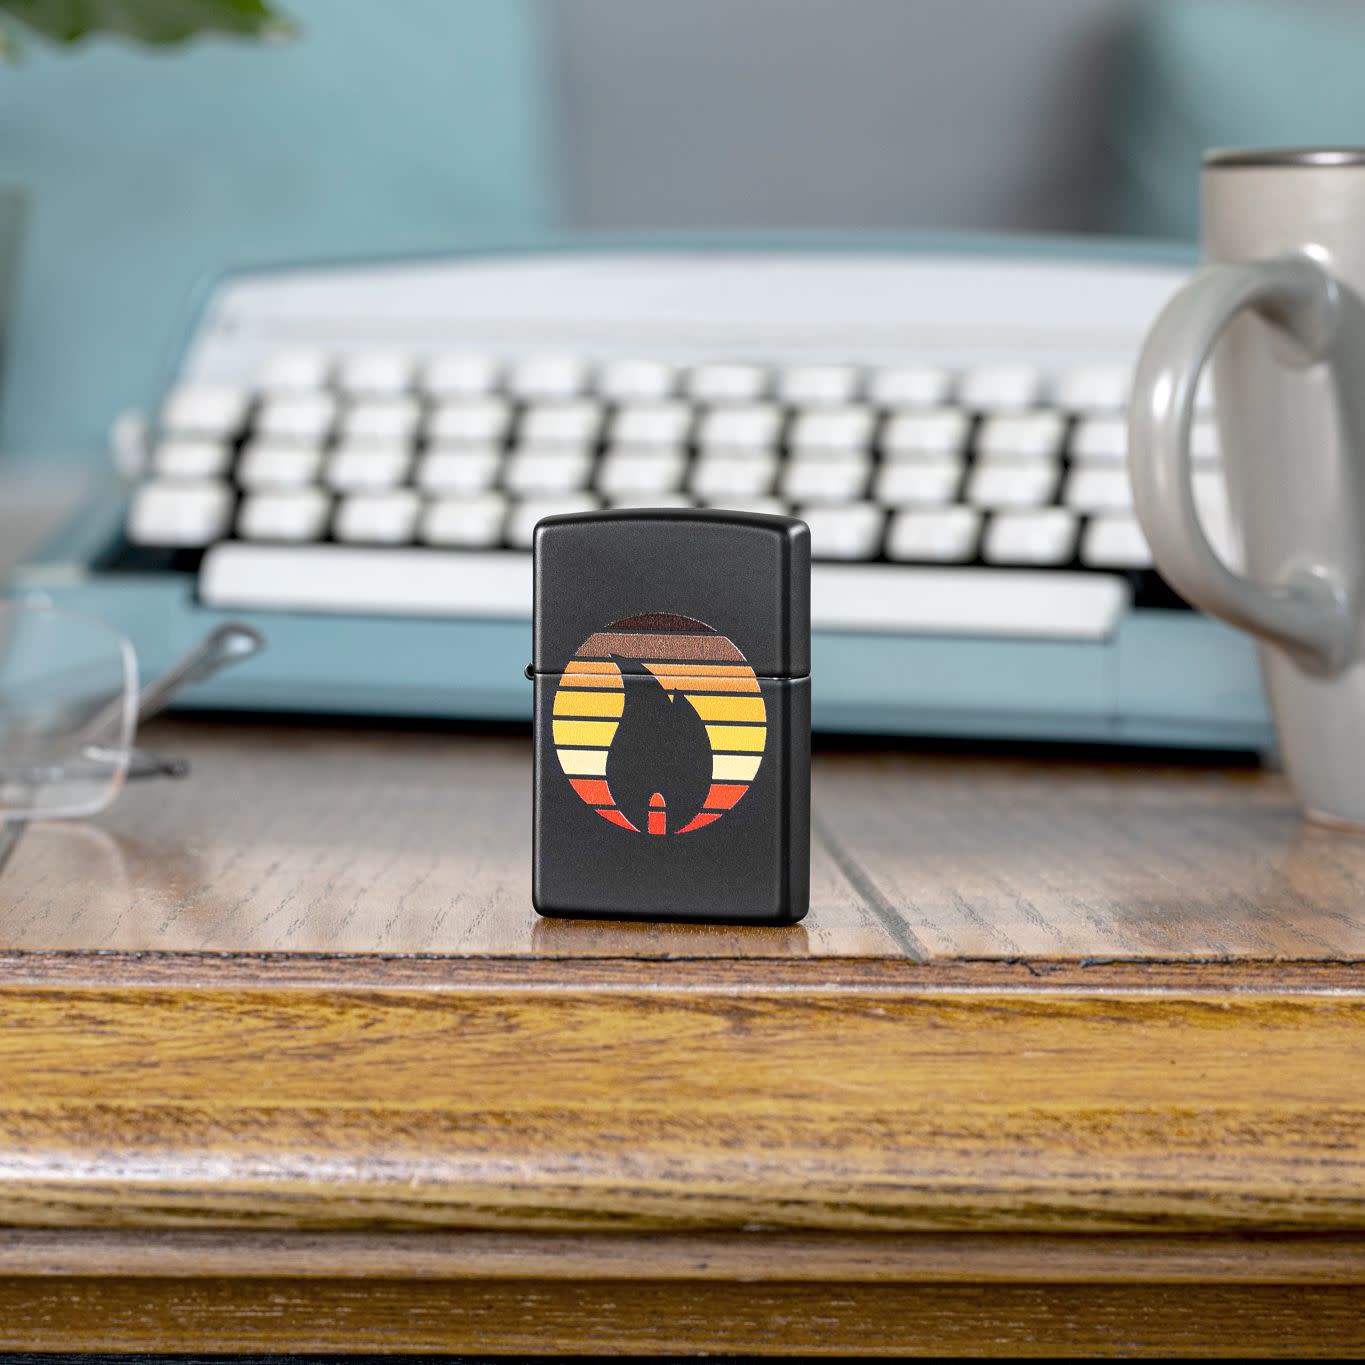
[18,238,1269,748]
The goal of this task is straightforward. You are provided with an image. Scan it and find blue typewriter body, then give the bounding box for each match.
[14,233,1271,750]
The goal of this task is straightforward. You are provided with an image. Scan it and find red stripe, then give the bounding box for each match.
[676,812,722,834]
[570,778,614,806]
[702,783,749,810]
[597,808,639,831]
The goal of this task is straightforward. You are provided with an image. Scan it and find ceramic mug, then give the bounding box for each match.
[1129,148,1365,826]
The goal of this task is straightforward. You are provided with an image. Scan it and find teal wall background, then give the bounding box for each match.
[0,0,554,463]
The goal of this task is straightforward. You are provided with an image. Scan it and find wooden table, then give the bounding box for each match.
[2,718,1364,1357]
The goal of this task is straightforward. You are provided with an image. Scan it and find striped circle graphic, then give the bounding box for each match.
[551,613,766,835]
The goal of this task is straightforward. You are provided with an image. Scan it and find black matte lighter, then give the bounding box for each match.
[532,509,811,924]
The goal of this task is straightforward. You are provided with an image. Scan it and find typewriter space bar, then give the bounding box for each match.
[199,545,1130,640]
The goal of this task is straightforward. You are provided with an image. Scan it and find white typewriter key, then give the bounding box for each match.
[238,488,331,543]
[977,411,1066,460]
[421,353,499,398]
[691,453,778,499]
[886,507,982,562]
[421,493,509,547]
[779,364,860,406]
[868,365,952,408]
[338,350,412,396]
[608,402,693,447]
[335,490,420,544]
[697,403,783,450]
[161,385,249,438]
[504,448,593,496]
[983,509,1078,565]
[881,407,970,457]
[153,439,231,479]
[704,496,789,517]
[966,458,1059,509]
[959,364,1042,412]
[609,493,694,510]
[598,359,676,401]
[1055,364,1129,413]
[799,503,885,560]
[789,406,875,453]
[1069,416,1127,464]
[509,354,588,400]
[686,363,767,403]
[781,456,870,503]
[1081,513,1152,569]
[507,494,600,548]
[417,446,502,495]
[256,393,337,443]
[260,349,330,392]
[597,450,686,496]
[427,399,512,445]
[519,401,604,446]
[126,480,234,547]
[237,441,324,490]
[874,455,963,506]
[341,397,421,443]
[326,444,412,492]
[1064,467,1132,512]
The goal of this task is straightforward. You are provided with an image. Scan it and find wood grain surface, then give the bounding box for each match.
[5,717,1365,1355]
[7,1227,1365,1282]
[4,1276,1363,1356]
[3,718,1365,961]
[1,983,1362,1234]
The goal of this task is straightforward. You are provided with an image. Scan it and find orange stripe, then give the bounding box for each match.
[702,783,749,810]
[557,673,622,689]
[597,808,638,831]
[566,660,621,675]
[650,675,760,693]
[570,778,614,806]
[677,812,722,834]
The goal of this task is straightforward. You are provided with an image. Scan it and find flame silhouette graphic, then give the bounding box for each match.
[551,613,766,834]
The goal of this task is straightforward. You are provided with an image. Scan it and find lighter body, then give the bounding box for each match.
[532,509,811,923]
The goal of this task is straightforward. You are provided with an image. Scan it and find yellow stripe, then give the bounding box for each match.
[553,689,624,717]
[686,694,767,722]
[556,748,609,776]
[706,723,767,753]
[553,719,618,747]
[713,753,762,781]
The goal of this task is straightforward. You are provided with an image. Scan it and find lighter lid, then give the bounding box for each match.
[533,509,811,679]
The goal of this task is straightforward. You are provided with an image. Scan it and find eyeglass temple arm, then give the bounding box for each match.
[136,622,265,725]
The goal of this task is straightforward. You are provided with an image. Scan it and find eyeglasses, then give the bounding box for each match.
[0,600,263,824]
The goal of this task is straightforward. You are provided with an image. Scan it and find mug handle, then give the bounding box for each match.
[1128,254,1355,674]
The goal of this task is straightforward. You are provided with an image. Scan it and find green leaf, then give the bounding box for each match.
[0,0,294,47]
